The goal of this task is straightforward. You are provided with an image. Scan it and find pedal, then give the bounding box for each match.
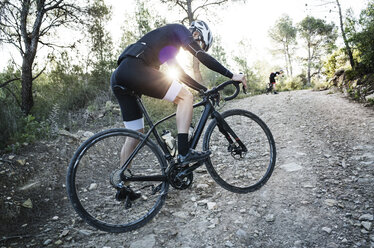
[151,183,163,195]
[115,188,127,201]
[124,196,132,209]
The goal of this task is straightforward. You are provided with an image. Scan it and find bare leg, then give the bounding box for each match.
[120,128,144,167]
[118,87,193,165]
[173,87,193,133]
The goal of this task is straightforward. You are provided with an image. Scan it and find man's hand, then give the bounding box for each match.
[232,73,247,90]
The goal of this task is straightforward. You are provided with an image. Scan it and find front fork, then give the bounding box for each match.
[211,111,248,158]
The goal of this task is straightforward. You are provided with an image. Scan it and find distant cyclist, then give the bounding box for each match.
[267,69,284,94]
[110,20,247,198]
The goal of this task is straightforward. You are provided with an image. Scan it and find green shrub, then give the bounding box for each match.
[4,115,50,153]
[324,49,350,78]
[277,76,303,91]
[313,80,330,91]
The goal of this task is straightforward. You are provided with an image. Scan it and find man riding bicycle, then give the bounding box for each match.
[110,20,247,198]
[267,69,283,94]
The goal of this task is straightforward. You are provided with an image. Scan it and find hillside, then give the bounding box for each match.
[1,89,374,248]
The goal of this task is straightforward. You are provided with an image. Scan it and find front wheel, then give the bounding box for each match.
[66,128,169,233]
[203,109,276,193]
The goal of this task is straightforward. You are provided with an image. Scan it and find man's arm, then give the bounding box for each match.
[183,40,247,90]
[167,58,207,92]
[184,41,233,79]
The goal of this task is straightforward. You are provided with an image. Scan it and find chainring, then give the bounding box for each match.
[167,165,193,190]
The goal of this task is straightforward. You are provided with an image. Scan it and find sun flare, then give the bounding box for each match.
[166,48,191,80]
[166,67,180,80]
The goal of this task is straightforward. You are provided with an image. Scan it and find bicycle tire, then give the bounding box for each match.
[66,128,169,233]
[203,109,276,193]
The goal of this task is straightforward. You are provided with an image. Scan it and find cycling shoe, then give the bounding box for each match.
[115,186,141,202]
[177,148,211,166]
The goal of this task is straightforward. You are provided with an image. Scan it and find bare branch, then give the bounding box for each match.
[44,0,64,12]
[175,0,188,13]
[3,86,22,109]
[32,67,46,81]
[38,39,75,50]
[0,77,20,88]
[193,0,227,15]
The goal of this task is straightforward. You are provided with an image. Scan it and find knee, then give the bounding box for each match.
[175,88,193,104]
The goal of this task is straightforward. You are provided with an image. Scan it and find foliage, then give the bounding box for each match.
[2,114,50,152]
[231,40,261,95]
[142,96,177,135]
[349,0,374,73]
[87,0,116,88]
[0,0,85,115]
[0,64,22,149]
[298,16,338,86]
[200,36,229,88]
[323,48,351,78]
[313,80,330,91]
[268,14,297,76]
[119,1,166,50]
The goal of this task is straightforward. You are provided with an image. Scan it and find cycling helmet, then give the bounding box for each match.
[189,20,213,51]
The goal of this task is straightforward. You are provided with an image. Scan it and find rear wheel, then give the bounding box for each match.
[203,109,276,193]
[66,128,168,233]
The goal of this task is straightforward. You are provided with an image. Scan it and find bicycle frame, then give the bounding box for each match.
[119,82,247,183]
[121,94,213,171]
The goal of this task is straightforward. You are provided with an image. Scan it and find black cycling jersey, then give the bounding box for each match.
[112,23,233,122]
[117,24,233,87]
[269,71,281,83]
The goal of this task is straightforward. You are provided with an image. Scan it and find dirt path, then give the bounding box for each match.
[1,90,374,248]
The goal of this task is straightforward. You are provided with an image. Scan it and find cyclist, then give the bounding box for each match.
[110,21,247,194]
[267,69,284,94]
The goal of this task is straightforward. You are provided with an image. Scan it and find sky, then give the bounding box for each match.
[103,0,367,73]
[0,0,369,72]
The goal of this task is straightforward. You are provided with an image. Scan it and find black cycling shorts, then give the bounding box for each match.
[110,57,172,121]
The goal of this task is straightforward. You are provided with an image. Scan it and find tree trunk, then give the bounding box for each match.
[186,0,203,82]
[288,55,293,77]
[336,0,355,69]
[283,43,289,76]
[19,0,43,115]
[307,41,311,86]
[286,44,293,76]
[21,58,34,115]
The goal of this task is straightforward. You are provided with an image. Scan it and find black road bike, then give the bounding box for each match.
[66,80,276,233]
[265,82,273,94]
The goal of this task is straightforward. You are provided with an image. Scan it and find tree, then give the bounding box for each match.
[200,36,228,87]
[160,0,230,82]
[87,0,115,87]
[268,14,297,76]
[119,0,166,50]
[232,40,259,93]
[350,0,374,73]
[298,16,337,86]
[0,0,83,115]
[335,0,355,69]
[305,0,355,69]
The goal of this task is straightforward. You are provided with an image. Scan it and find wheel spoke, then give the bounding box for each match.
[203,110,276,193]
[67,129,169,233]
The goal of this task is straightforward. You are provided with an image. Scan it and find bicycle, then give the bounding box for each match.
[66,80,276,233]
[265,82,273,94]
